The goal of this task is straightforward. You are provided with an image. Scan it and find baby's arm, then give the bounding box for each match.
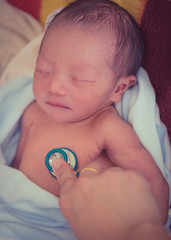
[101,110,169,222]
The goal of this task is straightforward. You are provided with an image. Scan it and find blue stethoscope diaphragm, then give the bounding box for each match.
[45,148,78,178]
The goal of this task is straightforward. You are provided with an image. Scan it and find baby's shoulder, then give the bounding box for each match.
[94,106,122,126]
[93,106,130,135]
[93,106,138,148]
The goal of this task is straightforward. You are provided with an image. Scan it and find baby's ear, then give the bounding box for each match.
[110,75,136,102]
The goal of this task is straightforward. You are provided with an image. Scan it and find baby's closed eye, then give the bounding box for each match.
[72,76,95,84]
[35,68,53,78]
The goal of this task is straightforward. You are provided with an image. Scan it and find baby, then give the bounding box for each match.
[12,0,169,221]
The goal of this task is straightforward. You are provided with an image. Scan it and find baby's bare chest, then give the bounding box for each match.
[25,121,99,165]
[18,120,101,196]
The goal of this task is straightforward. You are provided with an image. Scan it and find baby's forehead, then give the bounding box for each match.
[46,18,115,51]
[47,26,113,55]
[40,18,116,72]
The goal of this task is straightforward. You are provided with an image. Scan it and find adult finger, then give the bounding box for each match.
[52,158,77,196]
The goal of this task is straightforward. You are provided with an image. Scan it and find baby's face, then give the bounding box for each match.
[33,23,118,123]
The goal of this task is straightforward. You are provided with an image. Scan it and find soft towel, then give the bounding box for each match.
[0,165,76,240]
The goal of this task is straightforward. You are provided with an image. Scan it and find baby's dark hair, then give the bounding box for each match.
[48,0,144,80]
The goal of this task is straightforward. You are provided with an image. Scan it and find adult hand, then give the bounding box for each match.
[52,159,169,240]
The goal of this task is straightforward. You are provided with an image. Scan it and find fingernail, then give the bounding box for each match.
[52,159,63,170]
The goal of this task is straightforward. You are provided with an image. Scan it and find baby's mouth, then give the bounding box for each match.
[47,101,70,109]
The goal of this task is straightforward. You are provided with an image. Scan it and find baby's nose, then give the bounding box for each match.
[48,75,68,96]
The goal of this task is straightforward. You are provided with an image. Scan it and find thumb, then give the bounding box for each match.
[52,158,77,196]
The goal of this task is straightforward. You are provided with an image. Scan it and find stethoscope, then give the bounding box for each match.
[45,148,79,177]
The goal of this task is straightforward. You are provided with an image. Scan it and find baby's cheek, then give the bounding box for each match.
[33,79,44,96]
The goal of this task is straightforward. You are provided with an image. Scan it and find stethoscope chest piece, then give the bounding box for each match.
[45,148,77,178]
